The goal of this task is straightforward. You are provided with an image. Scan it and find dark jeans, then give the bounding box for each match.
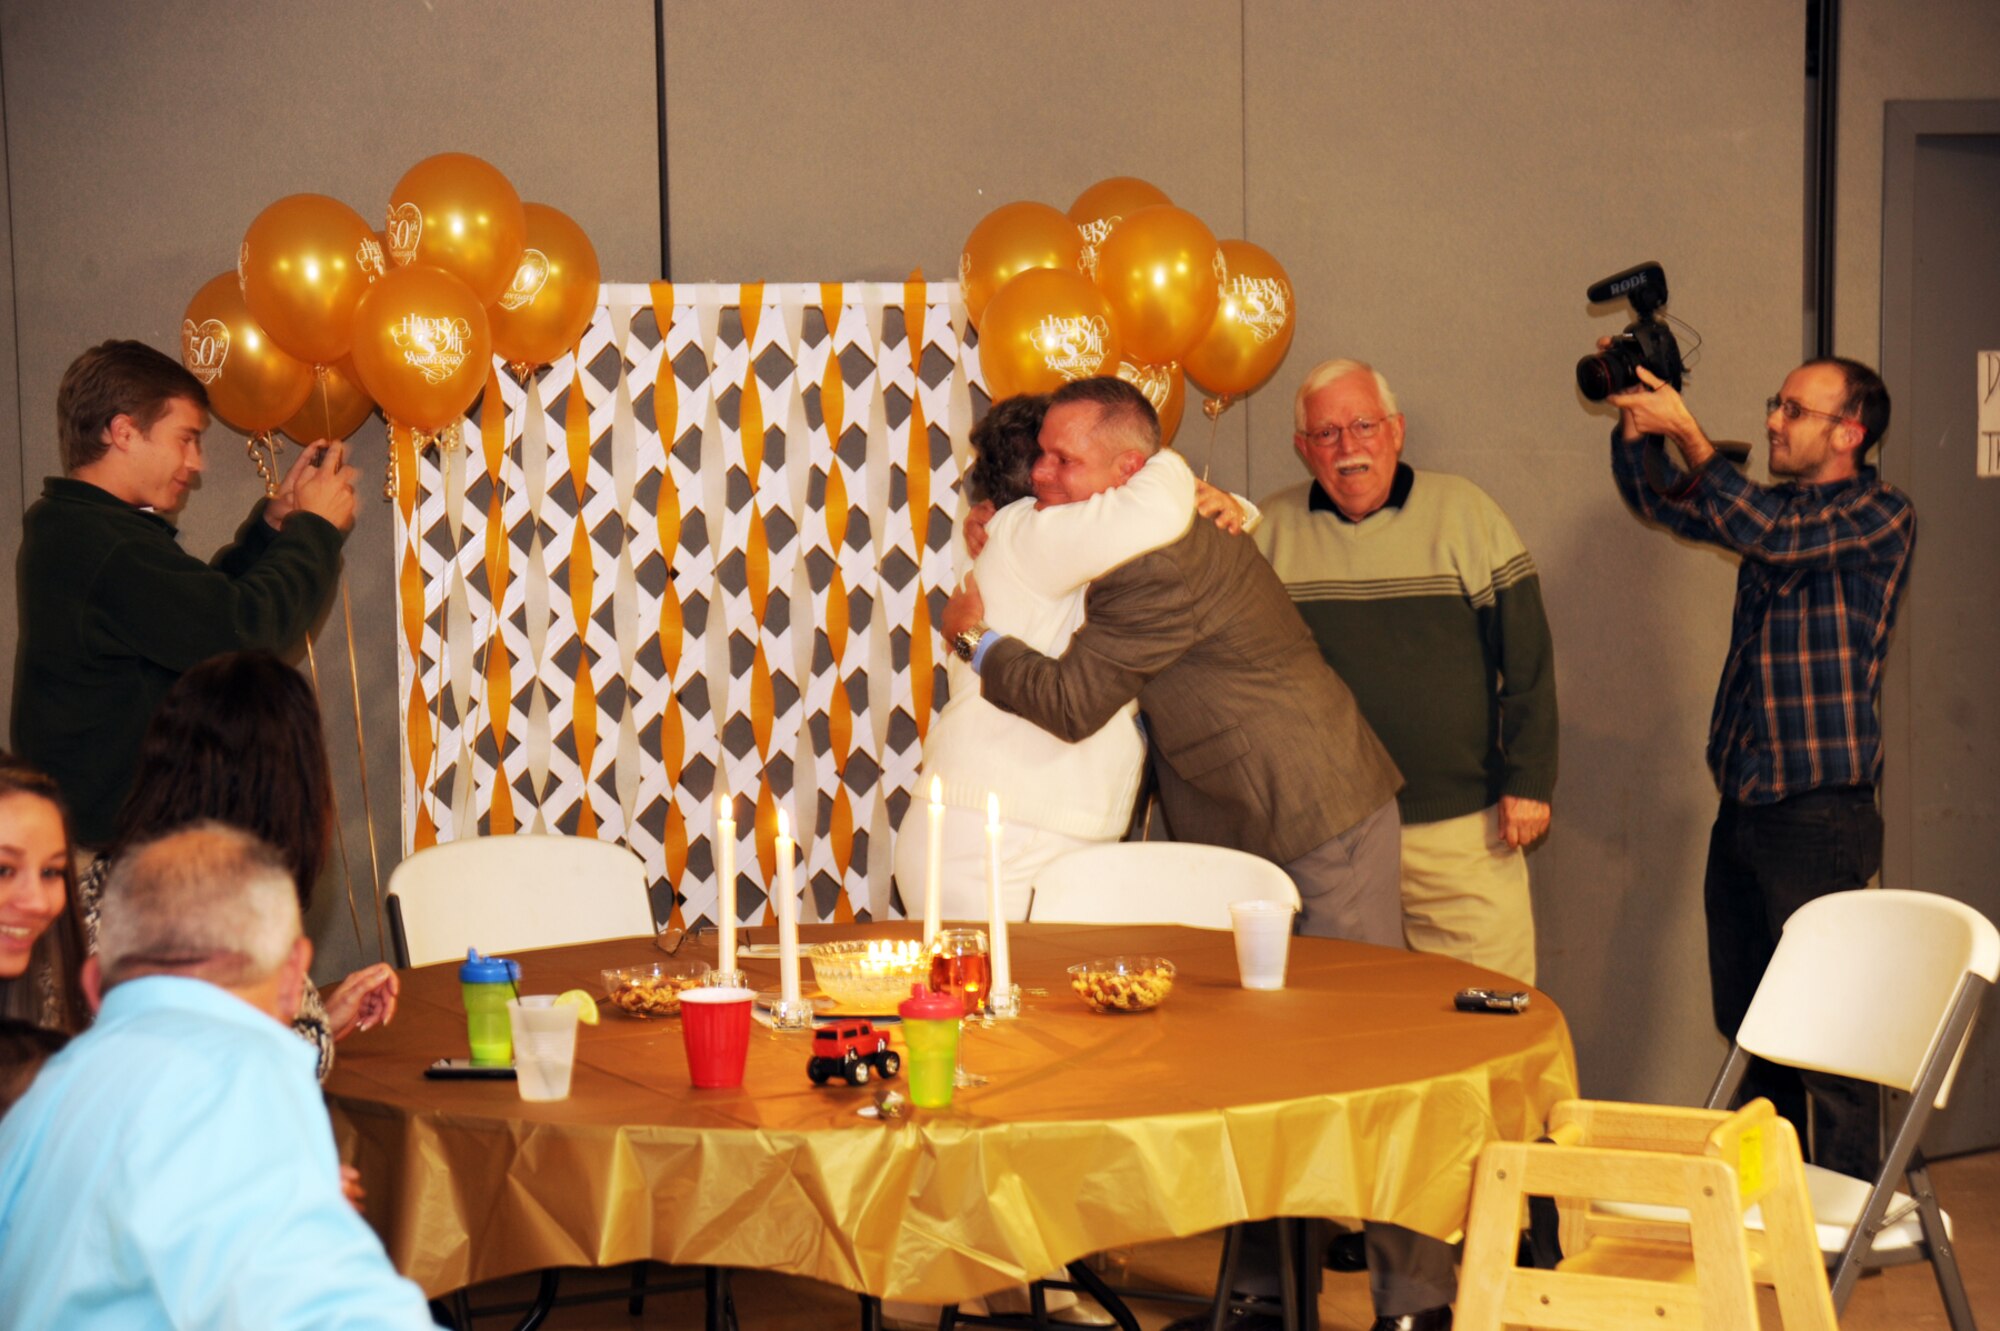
[1704,787,1883,1176]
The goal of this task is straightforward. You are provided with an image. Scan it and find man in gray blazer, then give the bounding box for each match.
[941,375,1405,948]
[940,376,1450,1331]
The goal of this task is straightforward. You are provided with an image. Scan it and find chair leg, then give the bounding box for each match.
[511,1270,561,1331]
[705,1266,736,1331]
[629,1260,649,1315]
[858,1293,884,1331]
[1906,1158,1980,1331]
[938,1303,960,1331]
[1061,1259,1143,1331]
[1209,1225,1244,1331]
[1274,1218,1299,1331]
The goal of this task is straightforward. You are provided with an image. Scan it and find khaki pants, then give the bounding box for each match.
[1399,806,1536,985]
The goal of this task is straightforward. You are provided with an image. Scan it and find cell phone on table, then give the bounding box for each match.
[1454,987,1530,1014]
[425,1057,516,1080]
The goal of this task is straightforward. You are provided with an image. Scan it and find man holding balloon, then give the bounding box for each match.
[10,340,357,847]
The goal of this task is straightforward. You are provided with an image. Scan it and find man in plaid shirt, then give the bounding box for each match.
[1606,355,1914,1178]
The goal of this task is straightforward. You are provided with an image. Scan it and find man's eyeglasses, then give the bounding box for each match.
[1299,416,1394,449]
[1766,396,1852,427]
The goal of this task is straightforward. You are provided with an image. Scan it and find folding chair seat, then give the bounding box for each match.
[385,832,657,967]
[1456,1097,1837,1331]
[1592,889,1996,1331]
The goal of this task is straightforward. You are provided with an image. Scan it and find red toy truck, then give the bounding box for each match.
[806,1020,902,1086]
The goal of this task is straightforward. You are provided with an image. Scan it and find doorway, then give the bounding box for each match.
[1880,99,2000,1157]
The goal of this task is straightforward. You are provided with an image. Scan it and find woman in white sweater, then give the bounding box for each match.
[893,394,1195,921]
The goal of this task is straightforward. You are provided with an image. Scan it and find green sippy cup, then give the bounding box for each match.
[460,948,522,1066]
[897,982,964,1109]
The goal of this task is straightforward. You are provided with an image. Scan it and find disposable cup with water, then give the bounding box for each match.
[508,995,581,1101]
[1230,900,1295,990]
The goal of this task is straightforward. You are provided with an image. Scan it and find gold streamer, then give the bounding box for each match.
[478,370,514,836]
[824,564,851,673]
[750,641,774,762]
[829,787,855,917]
[740,365,764,485]
[754,779,777,917]
[572,654,598,838]
[904,273,926,380]
[824,465,850,564]
[827,666,852,772]
[745,504,770,630]
[662,801,688,931]
[567,365,592,506]
[739,282,765,354]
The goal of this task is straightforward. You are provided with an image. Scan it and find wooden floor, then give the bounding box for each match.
[465,1149,1996,1329]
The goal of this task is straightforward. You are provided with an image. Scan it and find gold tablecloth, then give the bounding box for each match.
[328,923,1577,1302]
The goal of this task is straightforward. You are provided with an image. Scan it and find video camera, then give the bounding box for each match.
[1576,262,1685,401]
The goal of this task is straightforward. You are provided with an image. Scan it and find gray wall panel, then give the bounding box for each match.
[1246,0,1802,1105]
[0,0,659,984]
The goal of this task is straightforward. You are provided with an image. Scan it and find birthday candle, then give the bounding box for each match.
[985,793,1010,1000]
[776,807,801,1006]
[716,789,737,968]
[924,776,944,947]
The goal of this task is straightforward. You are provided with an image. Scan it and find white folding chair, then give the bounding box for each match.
[1025,841,1300,928]
[385,833,656,967]
[1597,889,1996,1330]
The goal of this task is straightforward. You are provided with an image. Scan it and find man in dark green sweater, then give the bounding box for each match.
[1254,359,1557,986]
[11,340,357,847]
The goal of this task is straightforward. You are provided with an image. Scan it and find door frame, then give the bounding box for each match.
[1877,98,2000,892]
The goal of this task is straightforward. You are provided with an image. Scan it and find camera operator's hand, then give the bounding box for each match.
[291,438,361,533]
[264,443,323,530]
[1605,358,1716,470]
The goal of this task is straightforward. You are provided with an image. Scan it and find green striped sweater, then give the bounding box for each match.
[1252,468,1557,824]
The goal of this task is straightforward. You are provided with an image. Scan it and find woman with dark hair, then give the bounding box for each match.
[0,754,88,1035]
[80,652,397,1080]
[892,391,1197,921]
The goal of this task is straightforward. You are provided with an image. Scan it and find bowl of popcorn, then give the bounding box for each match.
[1067,956,1176,1013]
[601,961,711,1018]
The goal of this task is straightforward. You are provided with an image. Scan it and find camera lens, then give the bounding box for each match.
[1575,354,1620,402]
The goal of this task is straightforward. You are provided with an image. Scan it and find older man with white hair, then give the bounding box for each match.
[0,822,430,1330]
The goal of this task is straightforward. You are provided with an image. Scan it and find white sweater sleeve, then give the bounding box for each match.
[987,449,1197,598]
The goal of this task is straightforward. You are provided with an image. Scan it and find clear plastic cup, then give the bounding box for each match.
[507,996,580,1101]
[1230,900,1295,990]
[680,986,756,1088]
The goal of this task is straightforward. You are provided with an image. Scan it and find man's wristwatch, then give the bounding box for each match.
[948,625,987,663]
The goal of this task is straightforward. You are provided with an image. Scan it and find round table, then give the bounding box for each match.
[327,923,1576,1304]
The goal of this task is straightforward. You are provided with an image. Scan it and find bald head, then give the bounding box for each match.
[92,823,308,1017]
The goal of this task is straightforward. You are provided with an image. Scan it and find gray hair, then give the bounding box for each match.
[96,823,301,990]
[1293,359,1399,430]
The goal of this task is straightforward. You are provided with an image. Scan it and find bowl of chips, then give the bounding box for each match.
[601,961,711,1018]
[1067,956,1175,1013]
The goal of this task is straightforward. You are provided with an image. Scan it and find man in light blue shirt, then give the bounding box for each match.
[0,822,431,1330]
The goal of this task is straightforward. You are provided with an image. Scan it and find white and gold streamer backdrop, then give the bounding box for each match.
[392,281,982,930]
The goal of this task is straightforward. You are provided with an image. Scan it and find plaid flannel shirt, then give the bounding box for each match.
[1611,432,1915,804]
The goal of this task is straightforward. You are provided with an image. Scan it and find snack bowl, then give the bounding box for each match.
[601,960,711,1018]
[1067,956,1176,1013]
[809,939,931,1011]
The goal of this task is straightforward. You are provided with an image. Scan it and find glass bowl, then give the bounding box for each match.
[809,939,931,1011]
[1067,956,1176,1013]
[601,960,711,1018]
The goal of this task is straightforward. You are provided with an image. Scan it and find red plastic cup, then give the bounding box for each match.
[679,986,756,1087]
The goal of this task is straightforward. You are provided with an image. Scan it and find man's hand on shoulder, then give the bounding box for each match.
[1499,795,1551,849]
[942,572,986,642]
[1193,478,1246,535]
[962,500,996,559]
[289,439,360,533]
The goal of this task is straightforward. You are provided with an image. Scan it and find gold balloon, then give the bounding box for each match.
[1091,205,1221,366]
[976,267,1122,403]
[348,264,493,433]
[240,194,383,365]
[489,203,602,370]
[181,272,314,434]
[1183,240,1297,399]
[280,356,376,444]
[958,201,1083,328]
[386,152,528,306]
[1067,177,1171,278]
[1116,359,1186,448]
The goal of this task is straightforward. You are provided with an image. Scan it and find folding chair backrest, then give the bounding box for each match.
[1027,841,1300,929]
[1736,889,1999,1104]
[386,833,656,967]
